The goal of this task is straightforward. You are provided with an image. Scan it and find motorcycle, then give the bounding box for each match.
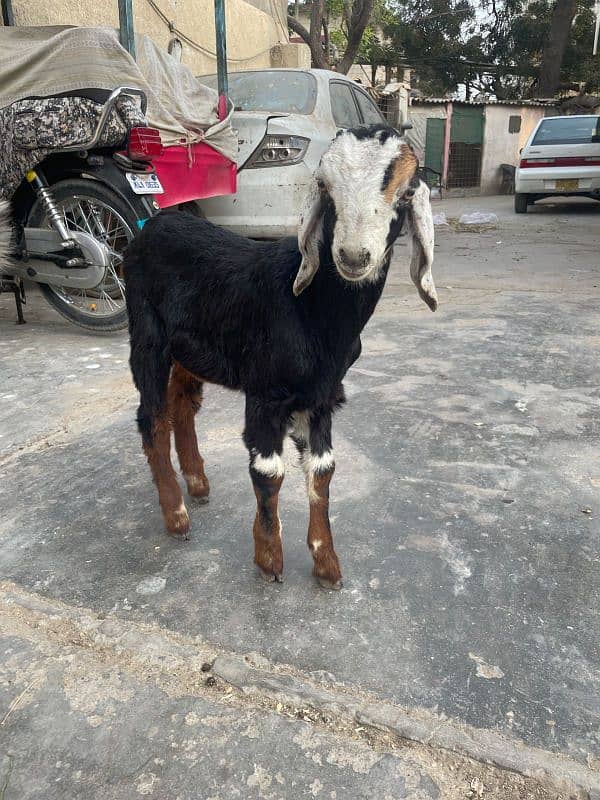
[0,86,163,332]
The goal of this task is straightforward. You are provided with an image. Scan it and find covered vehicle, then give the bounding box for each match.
[0,25,237,330]
[515,114,600,213]
[197,68,388,237]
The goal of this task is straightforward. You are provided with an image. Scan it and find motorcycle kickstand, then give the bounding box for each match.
[13,279,26,324]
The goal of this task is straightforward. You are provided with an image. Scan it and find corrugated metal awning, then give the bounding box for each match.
[411,97,555,108]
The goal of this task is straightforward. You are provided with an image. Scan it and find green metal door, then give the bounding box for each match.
[424,117,444,178]
[448,106,484,188]
[451,106,484,145]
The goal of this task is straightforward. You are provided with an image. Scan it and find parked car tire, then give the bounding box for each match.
[514,193,530,214]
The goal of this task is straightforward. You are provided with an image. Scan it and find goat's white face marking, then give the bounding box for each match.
[318,130,416,284]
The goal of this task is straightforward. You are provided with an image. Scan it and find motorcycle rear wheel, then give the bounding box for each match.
[28,179,138,332]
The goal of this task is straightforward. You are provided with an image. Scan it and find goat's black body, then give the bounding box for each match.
[124,209,396,441]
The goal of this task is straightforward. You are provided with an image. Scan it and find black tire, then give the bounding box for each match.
[28,179,139,332]
[514,193,529,214]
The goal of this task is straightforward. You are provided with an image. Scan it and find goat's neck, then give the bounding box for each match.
[310,246,390,355]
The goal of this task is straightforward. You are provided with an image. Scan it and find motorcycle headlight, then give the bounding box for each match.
[246,135,309,168]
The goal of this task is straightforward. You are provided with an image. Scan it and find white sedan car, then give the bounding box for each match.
[515,114,600,213]
[198,69,388,237]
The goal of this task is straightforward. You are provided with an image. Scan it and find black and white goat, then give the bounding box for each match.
[124,124,438,588]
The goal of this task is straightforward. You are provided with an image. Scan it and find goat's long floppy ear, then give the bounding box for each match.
[293,181,325,296]
[406,179,438,312]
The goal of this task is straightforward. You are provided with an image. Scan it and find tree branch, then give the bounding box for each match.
[287,15,311,43]
[338,0,376,73]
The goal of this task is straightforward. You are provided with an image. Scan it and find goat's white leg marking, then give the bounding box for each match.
[251,450,285,478]
[302,450,335,505]
[290,412,335,503]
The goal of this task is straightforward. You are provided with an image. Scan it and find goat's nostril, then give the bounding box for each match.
[339,246,370,271]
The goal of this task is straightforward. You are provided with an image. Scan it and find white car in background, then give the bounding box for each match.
[198,68,389,237]
[515,114,600,213]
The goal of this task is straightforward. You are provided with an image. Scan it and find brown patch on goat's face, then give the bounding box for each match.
[382,147,418,204]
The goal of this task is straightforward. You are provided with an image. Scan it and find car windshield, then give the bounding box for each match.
[532,116,600,145]
[199,71,317,114]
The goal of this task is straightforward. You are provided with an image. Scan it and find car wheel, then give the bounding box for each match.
[514,193,529,214]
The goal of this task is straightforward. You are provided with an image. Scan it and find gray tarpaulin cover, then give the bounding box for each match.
[0,25,237,160]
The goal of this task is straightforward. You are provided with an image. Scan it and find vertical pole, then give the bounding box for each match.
[593,1,600,55]
[442,102,453,189]
[1,0,15,25]
[118,0,136,60]
[214,0,229,120]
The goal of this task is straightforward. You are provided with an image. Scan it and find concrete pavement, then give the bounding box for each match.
[1,195,599,799]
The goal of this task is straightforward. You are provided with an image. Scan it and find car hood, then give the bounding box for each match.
[231,111,289,167]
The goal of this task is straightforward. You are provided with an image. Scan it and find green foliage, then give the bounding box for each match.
[291,0,600,94]
[485,0,600,96]
[380,0,480,94]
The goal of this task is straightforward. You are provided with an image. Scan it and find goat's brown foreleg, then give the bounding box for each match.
[292,409,342,589]
[244,398,286,582]
[168,362,210,501]
[143,415,189,537]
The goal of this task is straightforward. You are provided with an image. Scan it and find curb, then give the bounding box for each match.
[2,582,597,800]
[213,653,600,800]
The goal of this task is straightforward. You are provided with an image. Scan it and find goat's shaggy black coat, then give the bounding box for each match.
[124,200,406,444]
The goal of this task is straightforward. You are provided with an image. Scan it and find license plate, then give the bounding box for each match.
[556,179,579,191]
[126,172,164,195]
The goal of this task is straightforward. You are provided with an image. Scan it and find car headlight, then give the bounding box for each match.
[246,135,309,168]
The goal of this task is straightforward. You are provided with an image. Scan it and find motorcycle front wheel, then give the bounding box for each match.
[28,179,139,332]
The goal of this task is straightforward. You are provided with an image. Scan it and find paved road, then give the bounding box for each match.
[1,195,599,799]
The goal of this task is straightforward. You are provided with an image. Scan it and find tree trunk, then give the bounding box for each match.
[537,0,578,98]
[323,15,330,63]
[337,0,376,74]
[287,0,329,69]
[288,0,375,74]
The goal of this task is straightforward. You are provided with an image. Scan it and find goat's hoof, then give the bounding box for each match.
[165,504,190,539]
[190,494,210,505]
[185,474,210,501]
[317,576,343,590]
[258,567,284,584]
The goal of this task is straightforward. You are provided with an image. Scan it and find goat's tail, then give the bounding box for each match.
[126,284,172,447]
[0,200,14,272]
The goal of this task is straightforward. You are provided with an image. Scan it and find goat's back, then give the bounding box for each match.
[123,211,320,396]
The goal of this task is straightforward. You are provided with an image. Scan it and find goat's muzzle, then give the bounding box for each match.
[335,246,375,282]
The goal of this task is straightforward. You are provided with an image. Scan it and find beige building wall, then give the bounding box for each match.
[10,0,308,74]
[480,105,546,194]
